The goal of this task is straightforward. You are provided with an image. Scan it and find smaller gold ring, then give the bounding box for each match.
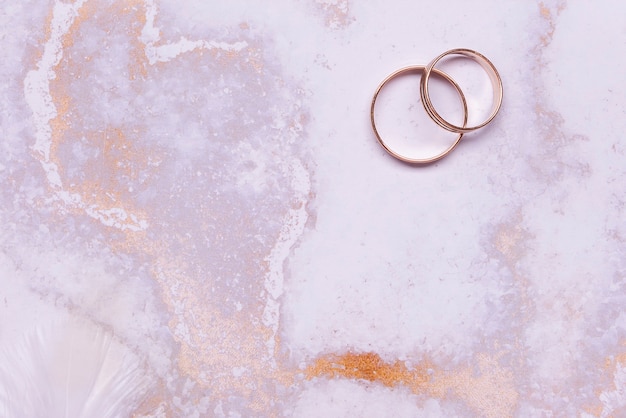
[371,65,468,164]
[420,48,503,134]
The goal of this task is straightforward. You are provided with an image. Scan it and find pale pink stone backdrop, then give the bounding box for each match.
[0,0,624,416]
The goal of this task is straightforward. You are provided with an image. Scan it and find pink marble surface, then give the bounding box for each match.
[0,0,625,416]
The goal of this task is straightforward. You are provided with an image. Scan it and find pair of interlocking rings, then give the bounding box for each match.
[370,48,503,164]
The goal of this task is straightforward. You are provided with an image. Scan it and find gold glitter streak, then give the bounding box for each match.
[307,352,518,417]
[37,0,150,232]
[306,352,430,390]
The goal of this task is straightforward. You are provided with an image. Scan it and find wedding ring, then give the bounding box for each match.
[420,48,503,133]
[371,65,468,164]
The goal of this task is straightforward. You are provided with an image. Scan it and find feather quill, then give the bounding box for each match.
[0,319,152,418]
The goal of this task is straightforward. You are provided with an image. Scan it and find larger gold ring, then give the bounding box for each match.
[420,48,503,134]
[370,65,468,165]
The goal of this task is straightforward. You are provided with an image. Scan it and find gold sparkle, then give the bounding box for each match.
[583,342,626,417]
[307,352,518,417]
[537,1,568,48]
[313,0,355,29]
[306,352,430,390]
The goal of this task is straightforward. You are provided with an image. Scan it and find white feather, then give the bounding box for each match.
[0,319,152,418]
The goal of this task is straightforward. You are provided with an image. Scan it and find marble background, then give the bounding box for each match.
[1,0,625,416]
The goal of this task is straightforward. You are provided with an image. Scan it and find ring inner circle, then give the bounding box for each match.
[371,65,469,164]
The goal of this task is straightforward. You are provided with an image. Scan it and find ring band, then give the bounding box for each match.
[420,48,503,134]
[370,65,468,164]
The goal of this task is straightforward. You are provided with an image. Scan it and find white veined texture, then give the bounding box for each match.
[0,319,153,418]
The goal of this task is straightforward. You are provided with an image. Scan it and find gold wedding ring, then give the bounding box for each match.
[371,66,468,164]
[420,48,503,133]
[371,48,503,164]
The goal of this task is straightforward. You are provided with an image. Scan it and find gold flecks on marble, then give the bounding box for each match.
[532,1,595,185]
[492,212,533,287]
[37,0,304,413]
[62,127,154,216]
[537,1,567,47]
[534,104,564,141]
[533,0,595,179]
[313,0,355,30]
[47,95,70,175]
[495,220,527,260]
[579,343,626,417]
[305,352,430,391]
[609,346,626,368]
[429,354,518,418]
[306,351,518,417]
[490,214,535,375]
[533,102,592,182]
[38,0,151,235]
[246,47,265,73]
[122,0,150,80]
[583,405,604,418]
[131,384,173,418]
[140,228,298,414]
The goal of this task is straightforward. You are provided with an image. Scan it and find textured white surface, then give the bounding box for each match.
[0,0,625,416]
